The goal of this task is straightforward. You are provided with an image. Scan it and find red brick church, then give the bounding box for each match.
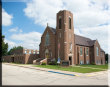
[39,10,105,65]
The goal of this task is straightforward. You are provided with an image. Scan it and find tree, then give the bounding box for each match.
[8,46,23,55]
[2,35,8,56]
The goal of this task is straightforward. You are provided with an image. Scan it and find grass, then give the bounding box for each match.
[33,65,107,73]
[77,64,108,69]
[3,62,108,73]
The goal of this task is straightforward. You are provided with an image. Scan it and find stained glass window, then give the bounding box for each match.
[45,32,49,46]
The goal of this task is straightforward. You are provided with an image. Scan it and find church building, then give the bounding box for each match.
[39,10,105,65]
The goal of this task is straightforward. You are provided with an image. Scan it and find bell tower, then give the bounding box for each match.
[56,10,75,65]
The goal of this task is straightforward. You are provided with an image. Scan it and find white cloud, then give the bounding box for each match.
[63,0,110,28]
[9,27,23,33]
[74,10,109,28]
[2,8,13,26]
[24,0,110,28]
[24,0,64,27]
[10,32,42,50]
[9,27,18,32]
[19,29,23,33]
[4,39,17,50]
[76,25,109,53]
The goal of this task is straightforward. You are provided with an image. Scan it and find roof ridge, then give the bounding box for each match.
[75,34,92,41]
[48,26,56,34]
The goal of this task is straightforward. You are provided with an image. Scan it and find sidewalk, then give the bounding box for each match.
[3,63,108,77]
[73,66,107,70]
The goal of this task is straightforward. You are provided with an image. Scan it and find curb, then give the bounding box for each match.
[3,63,78,77]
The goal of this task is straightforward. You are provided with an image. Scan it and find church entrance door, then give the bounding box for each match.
[45,49,49,58]
[69,56,72,65]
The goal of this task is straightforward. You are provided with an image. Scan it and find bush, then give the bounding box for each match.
[49,60,58,65]
[41,63,46,65]
[91,62,96,65]
[48,62,53,65]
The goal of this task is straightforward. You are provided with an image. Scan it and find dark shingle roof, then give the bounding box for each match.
[75,34,96,46]
[101,48,104,52]
[48,27,96,46]
[48,27,56,34]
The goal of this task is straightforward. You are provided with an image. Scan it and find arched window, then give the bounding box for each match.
[80,47,83,56]
[86,48,89,56]
[70,43,72,51]
[45,32,50,46]
[96,47,99,56]
[69,17,71,29]
[59,18,62,29]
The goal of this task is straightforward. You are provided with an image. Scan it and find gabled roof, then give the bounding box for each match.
[75,34,96,46]
[101,48,104,52]
[48,26,56,34]
[47,27,96,47]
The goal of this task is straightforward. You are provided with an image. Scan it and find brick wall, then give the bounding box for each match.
[39,27,56,59]
[2,54,39,64]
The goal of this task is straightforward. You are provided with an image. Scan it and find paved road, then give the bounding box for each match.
[2,63,108,85]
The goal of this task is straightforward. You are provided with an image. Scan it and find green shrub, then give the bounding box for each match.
[91,62,96,65]
[41,63,46,65]
[48,60,58,65]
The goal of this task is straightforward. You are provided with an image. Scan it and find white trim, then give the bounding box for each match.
[68,54,73,56]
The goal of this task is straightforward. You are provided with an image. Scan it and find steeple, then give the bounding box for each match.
[56,10,75,65]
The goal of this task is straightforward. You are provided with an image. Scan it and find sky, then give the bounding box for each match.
[2,0,110,53]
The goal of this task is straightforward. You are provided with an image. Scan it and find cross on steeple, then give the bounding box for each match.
[47,23,48,27]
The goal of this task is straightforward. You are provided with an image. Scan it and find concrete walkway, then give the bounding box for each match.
[3,63,108,77]
[73,65,107,70]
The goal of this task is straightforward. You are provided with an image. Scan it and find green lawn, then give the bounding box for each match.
[77,64,108,69]
[33,65,107,73]
[4,62,108,73]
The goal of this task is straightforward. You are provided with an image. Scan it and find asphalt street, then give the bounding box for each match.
[2,63,108,85]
